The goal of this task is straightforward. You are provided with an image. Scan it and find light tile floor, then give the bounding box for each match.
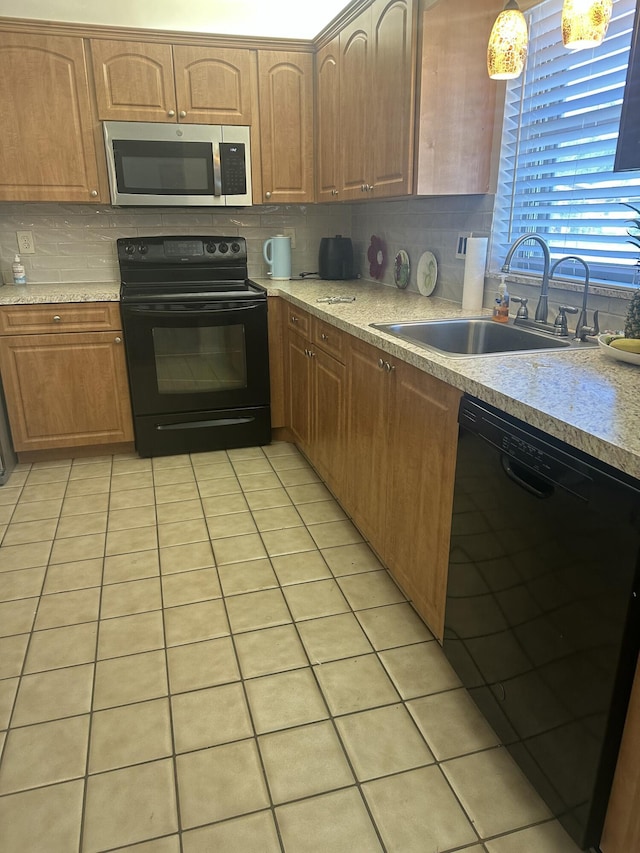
[0,442,583,852]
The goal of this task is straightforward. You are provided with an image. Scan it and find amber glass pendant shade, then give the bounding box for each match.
[487,1,529,80]
[562,0,613,49]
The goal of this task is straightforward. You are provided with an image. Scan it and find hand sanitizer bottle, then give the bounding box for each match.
[12,254,26,285]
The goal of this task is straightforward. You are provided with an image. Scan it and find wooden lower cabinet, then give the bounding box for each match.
[0,305,133,454]
[345,336,460,637]
[601,655,640,853]
[285,308,346,497]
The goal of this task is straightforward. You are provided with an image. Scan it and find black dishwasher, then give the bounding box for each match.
[444,396,640,851]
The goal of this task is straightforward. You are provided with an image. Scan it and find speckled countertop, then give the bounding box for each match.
[256,278,640,481]
[1,277,638,480]
[0,282,121,303]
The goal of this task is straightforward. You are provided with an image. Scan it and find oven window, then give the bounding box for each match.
[152,325,247,394]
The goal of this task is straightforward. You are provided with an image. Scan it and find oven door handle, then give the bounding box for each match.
[124,303,262,317]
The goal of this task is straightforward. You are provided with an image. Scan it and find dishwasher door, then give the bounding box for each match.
[444,396,640,851]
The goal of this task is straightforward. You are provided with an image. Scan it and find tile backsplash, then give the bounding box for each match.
[0,203,351,284]
[0,196,633,330]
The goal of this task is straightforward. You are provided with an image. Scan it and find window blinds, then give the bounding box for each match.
[491,0,640,287]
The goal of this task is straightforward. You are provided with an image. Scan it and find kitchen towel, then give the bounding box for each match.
[462,237,488,313]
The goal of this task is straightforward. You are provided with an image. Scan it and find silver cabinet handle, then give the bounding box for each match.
[384,361,395,372]
[378,358,385,369]
[265,191,272,200]
[179,110,187,118]
[321,333,328,341]
[291,315,298,323]
[114,337,122,344]
[90,190,98,197]
[53,315,61,323]
[167,109,176,117]
[331,189,339,196]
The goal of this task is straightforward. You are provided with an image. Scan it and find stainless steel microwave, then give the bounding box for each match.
[103,121,252,207]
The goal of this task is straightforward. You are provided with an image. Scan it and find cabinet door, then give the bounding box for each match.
[414,0,497,195]
[91,39,177,122]
[345,337,389,554]
[0,332,134,451]
[257,51,315,203]
[0,33,103,203]
[312,348,347,498]
[173,45,252,124]
[601,655,640,853]
[286,330,314,451]
[384,363,461,639]
[316,38,341,203]
[370,0,416,198]
[339,12,372,200]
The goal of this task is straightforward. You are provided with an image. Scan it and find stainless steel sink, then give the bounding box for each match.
[370,318,591,357]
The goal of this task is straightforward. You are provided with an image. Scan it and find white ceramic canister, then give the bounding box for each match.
[263,235,291,280]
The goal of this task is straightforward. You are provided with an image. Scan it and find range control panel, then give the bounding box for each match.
[117,236,247,265]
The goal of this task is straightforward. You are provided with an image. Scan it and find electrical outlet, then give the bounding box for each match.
[455,232,472,259]
[283,227,296,249]
[17,231,35,254]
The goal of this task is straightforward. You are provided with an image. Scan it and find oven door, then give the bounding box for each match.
[121,299,270,417]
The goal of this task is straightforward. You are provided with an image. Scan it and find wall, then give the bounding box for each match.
[0,203,350,285]
[350,195,494,302]
[0,197,633,332]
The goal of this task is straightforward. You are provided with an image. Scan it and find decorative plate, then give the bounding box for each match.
[367,235,386,280]
[416,251,438,297]
[597,334,640,367]
[394,250,410,289]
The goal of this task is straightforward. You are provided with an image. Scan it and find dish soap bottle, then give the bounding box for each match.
[12,254,26,285]
[492,276,509,323]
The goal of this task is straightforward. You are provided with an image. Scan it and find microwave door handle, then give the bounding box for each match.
[213,142,223,197]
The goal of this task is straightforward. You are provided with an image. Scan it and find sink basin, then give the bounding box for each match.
[370,318,583,357]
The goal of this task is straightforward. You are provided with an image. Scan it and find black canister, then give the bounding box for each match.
[318,235,354,280]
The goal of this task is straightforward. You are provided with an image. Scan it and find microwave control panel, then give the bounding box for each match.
[220,143,247,196]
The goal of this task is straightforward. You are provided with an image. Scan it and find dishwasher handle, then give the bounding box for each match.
[501,455,554,499]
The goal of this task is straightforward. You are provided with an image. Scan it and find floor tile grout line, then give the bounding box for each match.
[78,452,114,853]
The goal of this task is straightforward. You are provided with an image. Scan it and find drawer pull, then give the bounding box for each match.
[114,337,122,344]
[53,315,61,323]
[321,333,329,341]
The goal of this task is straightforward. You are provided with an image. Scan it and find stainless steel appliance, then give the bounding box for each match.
[0,380,16,485]
[318,235,354,280]
[444,396,640,850]
[104,122,252,207]
[118,236,270,458]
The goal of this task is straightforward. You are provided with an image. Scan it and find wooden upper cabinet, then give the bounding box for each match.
[415,0,497,195]
[337,0,416,201]
[257,51,314,203]
[315,38,341,202]
[91,40,176,122]
[91,39,252,124]
[371,0,416,197]
[339,16,371,200]
[173,46,252,124]
[0,32,103,203]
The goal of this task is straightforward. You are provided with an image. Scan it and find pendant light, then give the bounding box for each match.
[562,0,613,50]
[487,1,529,80]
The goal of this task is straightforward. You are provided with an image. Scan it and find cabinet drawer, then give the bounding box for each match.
[0,303,122,335]
[286,305,310,337]
[313,318,344,362]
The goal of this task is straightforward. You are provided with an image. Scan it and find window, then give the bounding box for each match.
[490,0,640,288]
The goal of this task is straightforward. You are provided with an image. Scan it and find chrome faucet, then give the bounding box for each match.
[501,233,551,323]
[549,255,599,342]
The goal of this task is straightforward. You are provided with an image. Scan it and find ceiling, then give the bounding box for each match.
[0,0,355,39]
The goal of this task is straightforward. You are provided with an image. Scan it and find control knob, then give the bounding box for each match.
[218,242,229,254]
[230,242,241,254]
[138,243,148,254]
[125,243,135,255]
[205,242,217,254]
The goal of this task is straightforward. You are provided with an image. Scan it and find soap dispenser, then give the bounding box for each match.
[492,277,509,323]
